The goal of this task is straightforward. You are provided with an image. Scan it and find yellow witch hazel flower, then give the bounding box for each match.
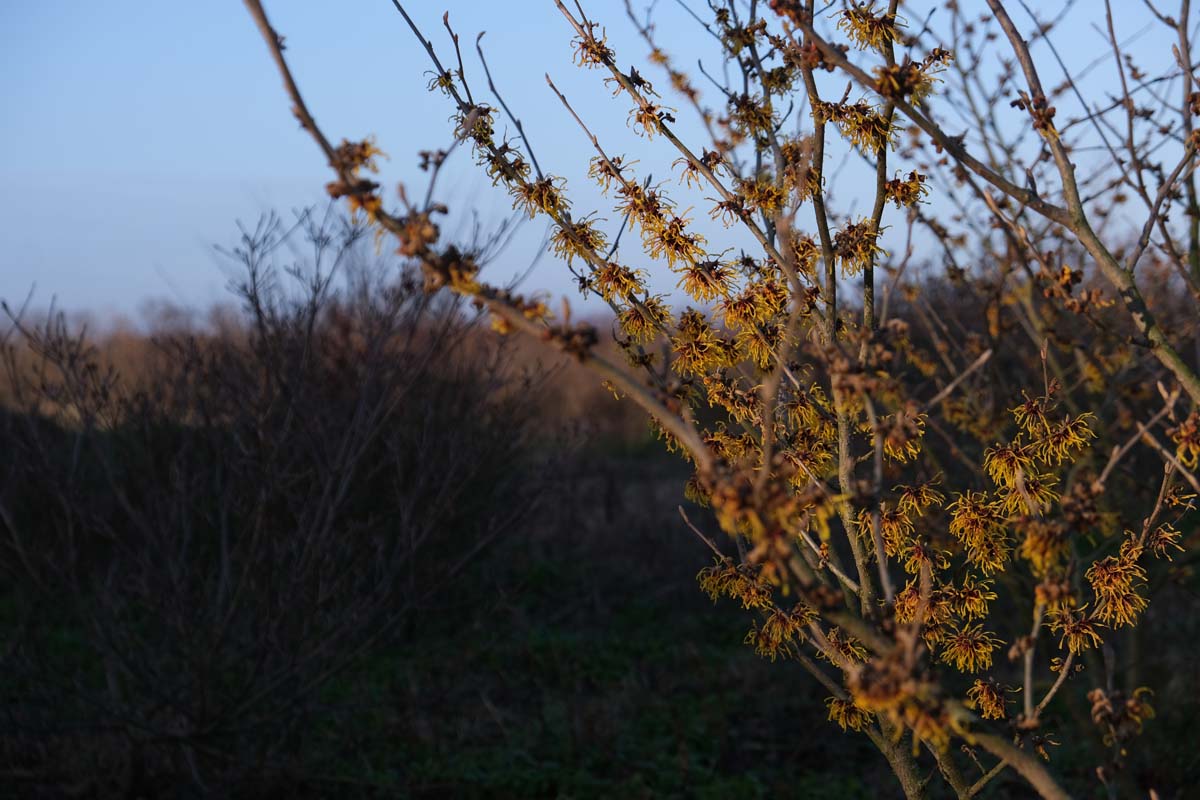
[677,259,735,303]
[895,480,945,516]
[837,2,901,52]
[697,559,772,610]
[833,218,885,276]
[982,443,1033,489]
[1012,391,1055,437]
[592,261,645,303]
[1087,538,1148,628]
[824,627,869,664]
[947,577,996,621]
[1020,520,1070,577]
[1147,523,1184,560]
[512,176,568,218]
[813,99,894,153]
[1034,413,1096,465]
[998,470,1060,516]
[720,286,771,330]
[879,406,926,463]
[548,217,607,266]
[737,322,785,371]
[966,678,1009,720]
[1048,606,1104,654]
[645,213,706,269]
[1171,410,1200,468]
[746,603,818,661]
[737,174,788,216]
[618,296,671,344]
[827,697,871,731]
[671,310,732,375]
[940,624,1002,673]
[948,491,1010,574]
[876,503,915,557]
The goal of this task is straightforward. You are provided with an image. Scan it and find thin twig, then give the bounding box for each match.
[968,759,1009,798]
[1032,652,1075,720]
[1136,423,1200,493]
[678,505,725,558]
[922,349,994,411]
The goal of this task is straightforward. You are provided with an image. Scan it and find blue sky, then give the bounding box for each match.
[0,1,1178,323]
[0,1,721,320]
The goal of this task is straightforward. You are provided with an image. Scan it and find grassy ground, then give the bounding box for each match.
[300,447,1200,799]
[4,439,1196,797]
[303,452,892,798]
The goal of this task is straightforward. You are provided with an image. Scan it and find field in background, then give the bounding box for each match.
[2,298,1198,798]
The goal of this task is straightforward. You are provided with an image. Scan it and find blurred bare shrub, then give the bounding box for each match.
[0,208,546,796]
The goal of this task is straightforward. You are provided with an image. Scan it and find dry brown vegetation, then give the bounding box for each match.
[0,210,584,795]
